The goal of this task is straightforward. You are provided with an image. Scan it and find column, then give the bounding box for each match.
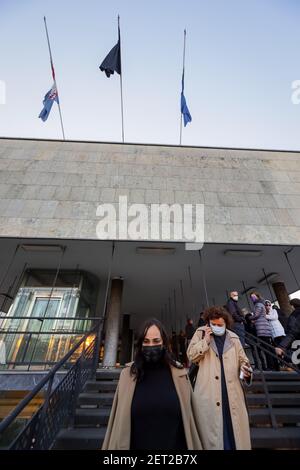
[103,278,123,367]
[120,313,131,365]
[272,281,293,316]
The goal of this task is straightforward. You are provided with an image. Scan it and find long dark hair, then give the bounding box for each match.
[130,318,179,382]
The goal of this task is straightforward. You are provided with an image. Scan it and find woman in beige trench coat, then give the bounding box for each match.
[187,306,252,450]
[102,318,202,450]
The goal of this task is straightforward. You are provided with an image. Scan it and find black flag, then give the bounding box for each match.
[99,25,121,77]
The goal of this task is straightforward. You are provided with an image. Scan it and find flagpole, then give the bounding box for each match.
[118,15,125,143]
[179,29,186,146]
[43,16,66,140]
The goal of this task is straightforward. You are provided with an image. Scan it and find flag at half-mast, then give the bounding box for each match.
[181,69,192,127]
[39,56,59,122]
[99,22,121,77]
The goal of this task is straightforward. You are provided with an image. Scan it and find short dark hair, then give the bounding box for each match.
[203,306,233,329]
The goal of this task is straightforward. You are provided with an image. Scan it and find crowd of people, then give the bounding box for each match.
[169,291,300,372]
[102,293,300,451]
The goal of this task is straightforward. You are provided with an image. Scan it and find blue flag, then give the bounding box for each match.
[38,82,58,122]
[181,71,192,126]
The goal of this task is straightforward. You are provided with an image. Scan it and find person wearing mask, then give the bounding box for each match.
[275,298,300,361]
[265,300,286,347]
[250,291,278,371]
[226,291,246,347]
[102,318,202,450]
[187,306,252,450]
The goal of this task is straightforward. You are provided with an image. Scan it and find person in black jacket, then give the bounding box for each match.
[197,311,206,328]
[185,318,195,344]
[226,291,246,347]
[244,312,259,369]
[276,298,300,363]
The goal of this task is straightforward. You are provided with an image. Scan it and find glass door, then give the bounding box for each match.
[13,297,61,365]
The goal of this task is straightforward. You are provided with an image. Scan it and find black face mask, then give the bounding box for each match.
[142,345,165,364]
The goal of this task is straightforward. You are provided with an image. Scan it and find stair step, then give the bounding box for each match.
[253,371,300,381]
[249,381,300,393]
[249,408,300,425]
[250,426,300,449]
[84,380,118,392]
[78,392,114,406]
[95,369,122,381]
[54,427,106,450]
[75,408,110,426]
[56,426,300,450]
[246,393,300,406]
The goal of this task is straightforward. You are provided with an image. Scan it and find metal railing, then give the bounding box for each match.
[244,331,300,429]
[0,316,102,370]
[0,319,103,450]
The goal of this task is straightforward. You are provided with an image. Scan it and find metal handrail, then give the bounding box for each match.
[245,330,300,374]
[0,316,102,320]
[0,316,102,370]
[0,330,94,335]
[244,331,300,430]
[0,319,102,437]
[245,333,278,428]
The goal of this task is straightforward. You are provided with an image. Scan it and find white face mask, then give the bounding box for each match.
[210,323,226,336]
[232,295,238,301]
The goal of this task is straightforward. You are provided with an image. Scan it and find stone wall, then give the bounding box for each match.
[0,138,299,245]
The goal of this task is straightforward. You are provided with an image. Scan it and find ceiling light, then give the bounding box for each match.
[20,244,64,252]
[224,249,262,257]
[136,246,176,255]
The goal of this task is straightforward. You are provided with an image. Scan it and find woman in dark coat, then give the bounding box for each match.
[250,291,278,371]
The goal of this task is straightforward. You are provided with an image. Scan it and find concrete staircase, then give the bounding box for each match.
[247,370,300,449]
[53,368,300,450]
[53,369,120,450]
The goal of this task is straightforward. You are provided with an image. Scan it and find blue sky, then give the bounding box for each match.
[1,0,300,149]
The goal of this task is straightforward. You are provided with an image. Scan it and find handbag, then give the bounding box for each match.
[188,362,199,390]
[188,330,205,389]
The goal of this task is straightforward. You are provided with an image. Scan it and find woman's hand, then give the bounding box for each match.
[275,347,284,357]
[241,363,252,378]
[203,326,212,343]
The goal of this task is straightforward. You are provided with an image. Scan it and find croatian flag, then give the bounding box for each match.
[38,82,59,122]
